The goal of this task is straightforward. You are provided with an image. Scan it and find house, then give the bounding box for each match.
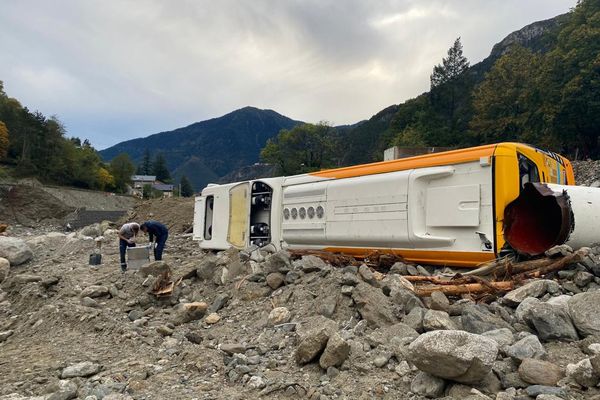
[130,175,157,197]
[152,183,175,198]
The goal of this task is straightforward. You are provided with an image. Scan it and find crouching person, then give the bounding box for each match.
[141,220,169,261]
[118,222,140,272]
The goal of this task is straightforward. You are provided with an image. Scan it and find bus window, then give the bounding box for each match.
[204,195,214,240]
[518,154,540,189]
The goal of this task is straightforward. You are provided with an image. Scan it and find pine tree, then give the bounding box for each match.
[138,148,152,175]
[152,153,171,182]
[430,37,470,88]
[180,175,194,197]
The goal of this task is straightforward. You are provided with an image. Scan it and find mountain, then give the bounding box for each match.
[99,107,302,191]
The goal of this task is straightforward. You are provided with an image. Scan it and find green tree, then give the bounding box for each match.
[470,46,545,145]
[152,153,171,182]
[109,153,135,193]
[179,175,194,197]
[0,121,8,159]
[430,37,470,88]
[260,122,340,175]
[136,148,152,175]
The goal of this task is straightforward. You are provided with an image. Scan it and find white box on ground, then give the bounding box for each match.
[127,246,151,270]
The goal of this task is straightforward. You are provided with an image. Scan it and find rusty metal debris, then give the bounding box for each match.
[151,269,182,297]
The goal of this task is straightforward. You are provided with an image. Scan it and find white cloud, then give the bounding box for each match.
[0,0,575,149]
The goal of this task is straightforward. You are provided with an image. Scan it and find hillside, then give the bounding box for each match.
[343,14,568,165]
[99,107,301,191]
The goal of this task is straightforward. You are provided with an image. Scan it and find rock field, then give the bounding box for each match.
[0,160,600,399]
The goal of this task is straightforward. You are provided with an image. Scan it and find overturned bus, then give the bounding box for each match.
[193,142,594,267]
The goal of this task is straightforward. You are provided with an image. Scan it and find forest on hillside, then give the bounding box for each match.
[262,0,600,174]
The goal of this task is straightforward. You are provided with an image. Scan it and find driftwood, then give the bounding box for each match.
[414,281,514,296]
[515,249,588,279]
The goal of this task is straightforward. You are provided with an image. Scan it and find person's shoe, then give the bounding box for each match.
[121,265,127,273]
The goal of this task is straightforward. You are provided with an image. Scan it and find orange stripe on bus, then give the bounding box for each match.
[310,143,497,179]
[323,247,496,268]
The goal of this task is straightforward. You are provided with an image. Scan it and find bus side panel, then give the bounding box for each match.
[193,196,205,241]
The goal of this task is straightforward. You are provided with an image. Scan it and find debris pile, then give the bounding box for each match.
[2,219,600,399]
[572,160,600,186]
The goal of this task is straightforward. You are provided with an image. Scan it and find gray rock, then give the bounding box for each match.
[390,287,424,313]
[79,223,101,238]
[262,250,291,273]
[268,307,291,325]
[285,270,303,284]
[505,335,546,361]
[80,297,99,308]
[80,285,109,298]
[403,307,425,332]
[47,380,78,400]
[518,358,564,386]
[373,354,389,368]
[573,270,594,287]
[0,237,33,266]
[208,293,230,314]
[319,332,350,369]
[351,282,397,328]
[128,310,143,321]
[568,291,600,337]
[461,305,512,334]
[247,375,266,390]
[0,330,14,342]
[340,272,360,286]
[139,261,170,278]
[416,265,430,276]
[196,257,217,280]
[407,330,498,384]
[481,328,514,348]
[265,272,285,290]
[390,262,408,275]
[295,315,337,364]
[500,372,529,389]
[0,257,9,283]
[528,302,578,341]
[524,385,567,398]
[429,291,449,312]
[545,244,573,257]
[221,343,246,355]
[157,325,174,336]
[366,322,419,347]
[566,358,599,387]
[410,371,446,398]
[61,361,102,378]
[514,297,540,326]
[423,309,457,331]
[297,255,327,273]
[170,302,208,325]
[318,295,337,318]
[358,264,376,285]
[503,280,551,306]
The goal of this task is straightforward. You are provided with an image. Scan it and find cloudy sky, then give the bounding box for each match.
[0,0,575,149]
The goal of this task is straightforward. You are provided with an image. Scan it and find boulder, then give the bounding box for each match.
[503,280,552,306]
[504,334,546,361]
[296,255,327,273]
[196,257,217,280]
[0,257,9,283]
[568,291,600,337]
[528,302,579,341]
[266,272,285,289]
[403,307,425,332]
[366,322,419,347]
[139,261,170,278]
[170,302,208,326]
[268,307,291,326]
[295,315,337,364]
[80,285,109,298]
[423,309,457,331]
[0,237,33,266]
[429,291,450,312]
[461,305,512,334]
[61,361,102,378]
[566,358,599,387]
[407,330,498,384]
[481,328,515,349]
[319,332,351,369]
[79,223,101,238]
[262,250,291,273]
[518,358,564,386]
[351,282,397,328]
[410,371,446,398]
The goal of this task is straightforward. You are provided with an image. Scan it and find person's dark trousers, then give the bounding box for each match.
[119,238,136,271]
[154,233,168,261]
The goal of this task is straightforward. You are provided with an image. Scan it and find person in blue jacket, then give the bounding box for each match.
[140,220,169,261]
